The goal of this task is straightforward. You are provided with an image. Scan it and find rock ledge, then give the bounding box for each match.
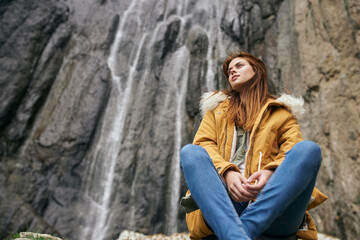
[118,230,189,240]
[15,232,62,240]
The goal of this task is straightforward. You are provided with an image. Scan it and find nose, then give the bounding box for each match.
[230,68,236,75]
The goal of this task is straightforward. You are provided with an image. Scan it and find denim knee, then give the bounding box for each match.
[180,144,210,170]
[292,141,322,169]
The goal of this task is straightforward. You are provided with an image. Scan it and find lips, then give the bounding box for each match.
[232,75,239,81]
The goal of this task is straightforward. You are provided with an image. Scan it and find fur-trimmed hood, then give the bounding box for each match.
[200,91,305,119]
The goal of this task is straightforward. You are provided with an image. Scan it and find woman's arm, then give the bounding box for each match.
[194,110,257,201]
[262,113,303,171]
[193,110,240,178]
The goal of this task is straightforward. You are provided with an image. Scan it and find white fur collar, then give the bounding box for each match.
[200,91,305,119]
[200,91,227,116]
[275,93,305,119]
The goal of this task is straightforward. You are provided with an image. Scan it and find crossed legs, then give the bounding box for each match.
[180,141,322,240]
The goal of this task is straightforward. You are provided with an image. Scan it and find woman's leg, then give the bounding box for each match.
[239,141,322,239]
[180,144,249,240]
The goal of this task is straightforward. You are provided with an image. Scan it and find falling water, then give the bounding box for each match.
[81,0,236,238]
[126,22,165,232]
[206,0,227,90]
[81,1,146,239]
[165,46,190,234]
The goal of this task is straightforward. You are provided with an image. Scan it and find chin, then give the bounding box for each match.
[231,81,244,88]
[231,81,250,92]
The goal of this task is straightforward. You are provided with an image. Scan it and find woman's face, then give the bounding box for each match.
[227,57,255,90]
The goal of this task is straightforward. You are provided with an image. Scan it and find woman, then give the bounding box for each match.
[180,51,327,240]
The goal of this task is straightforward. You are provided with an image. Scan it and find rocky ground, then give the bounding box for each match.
[12,231,340,240]
[117,231,340,240]
[14,232,62,240]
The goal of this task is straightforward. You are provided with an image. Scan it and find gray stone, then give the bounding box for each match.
[20,232,62,240]
[0,0,70,155]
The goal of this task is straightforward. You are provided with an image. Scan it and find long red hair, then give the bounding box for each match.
[222,50,275,132]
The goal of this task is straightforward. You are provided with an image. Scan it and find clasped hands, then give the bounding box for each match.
[223,169,274,202]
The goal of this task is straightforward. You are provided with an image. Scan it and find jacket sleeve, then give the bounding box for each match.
[193,110,240,177]
[262,113,303,171]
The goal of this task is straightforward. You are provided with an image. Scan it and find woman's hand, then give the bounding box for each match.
[245,170,274,196]
[224,170,258,202]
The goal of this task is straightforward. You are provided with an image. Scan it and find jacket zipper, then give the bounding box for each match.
[257,151,263,172]
[222,120,228,159]
[245,108,268,177]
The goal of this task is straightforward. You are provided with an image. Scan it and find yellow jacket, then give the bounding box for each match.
[185,92,328,240]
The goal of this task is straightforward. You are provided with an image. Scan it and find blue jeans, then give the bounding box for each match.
[180,141,322,240]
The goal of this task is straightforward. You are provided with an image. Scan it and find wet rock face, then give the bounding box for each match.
[0,0,71,154]
[0,0,112,238]
[0,0,359,240]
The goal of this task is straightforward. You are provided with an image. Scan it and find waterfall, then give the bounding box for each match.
[80,0,234,238]
[206,0,227,90]
[81,1,146,240]
[126,22,165,232]
[165,46,190,234]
